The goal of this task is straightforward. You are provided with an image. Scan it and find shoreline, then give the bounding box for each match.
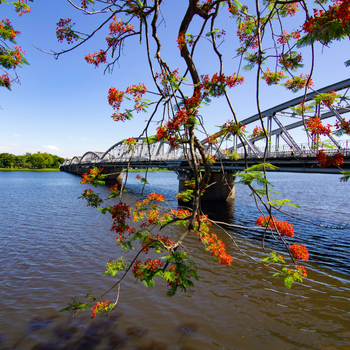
[0,168,60,172]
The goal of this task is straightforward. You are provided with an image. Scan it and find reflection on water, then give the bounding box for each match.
[0,171,349,350]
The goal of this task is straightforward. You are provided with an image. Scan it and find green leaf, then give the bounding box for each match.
[234,171,273,187]
[245,163,279,172]
[144,135,159,144]
[164,271,173,281]
[142,278,155,288]
[94,180,105,185]
[189,269,199,280]
[243,64,254,71]
[251,189,281,197]
[261,251,286,264]
[267,198,301,208]
[284,276,294,289]
[340,171,350,182]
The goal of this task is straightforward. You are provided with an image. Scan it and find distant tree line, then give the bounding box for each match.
[0,152,65,169]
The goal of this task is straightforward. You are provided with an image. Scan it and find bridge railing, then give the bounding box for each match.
[233,140,350,159]
[65,139,350,167]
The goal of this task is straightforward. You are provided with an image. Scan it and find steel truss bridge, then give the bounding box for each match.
[61,79,350,174]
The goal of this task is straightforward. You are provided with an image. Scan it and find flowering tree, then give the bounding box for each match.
[0,0,32,90]
[9,0,348,317]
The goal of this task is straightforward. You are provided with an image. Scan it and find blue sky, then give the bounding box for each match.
[1,1,349,159]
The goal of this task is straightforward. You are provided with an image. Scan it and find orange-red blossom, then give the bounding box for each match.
[91,300,111,319]
[255,216,294,237]
[289,244,309,262]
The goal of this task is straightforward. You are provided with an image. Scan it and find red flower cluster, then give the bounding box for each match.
[279,2,299,16]
[147,209,160,224]
[0,74,11,90]
[284,74,313,92]
[218,121,246,139]
[200,73,244,97]
[334,118,350,135]
[108,87,124,111]
[293,102,314,115]
[110,202,131,242]
[84,50,107,67]
[252,126,265,138]
[237,17,259,49]
[279,52,303,70]
[156,99,193,148]
[109,184,118,192]
[154,68,181,95]
[171,208,192,219]
[316,150,344,168]
[125,83,147,112]
[91,300,111,319]
[318,90,338,107]
[262,68,285,85]
[306,117,332,142]
[289,244,309,261]
[125,0,143,19]
[196,230,233,266]
[108,83,147,121]
[136,193,165,207]
[177,33,187,50]
[166,265,180,288]
[277,30,301,44]
[255,216,294,237]
[81,0,90,10]
[228,4,240,15]
[206,135,218,144]
[132,259,163,278]
[109,16,134,36]
[295,266,307,277]
[1,18,21,41]
[13,0,31,16]
[7,45,25,67]
[56,18,80,44]
[141,234,174,254]
[303,0,350,44]
[80,167,104,184]
[156,73,244,149]
[80,189,103,207]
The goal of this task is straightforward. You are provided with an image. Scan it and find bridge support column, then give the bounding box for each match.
[76,167,90,175]
[102,167,123,187]
[178,170,236,202]
[70,166,79,174]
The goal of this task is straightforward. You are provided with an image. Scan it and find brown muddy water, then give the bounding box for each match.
[0,171,349,350]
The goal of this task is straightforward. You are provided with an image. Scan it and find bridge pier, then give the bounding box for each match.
[178,170,236,202]
[102,167,123,187]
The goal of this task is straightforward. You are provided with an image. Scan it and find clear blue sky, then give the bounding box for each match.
[1,1,349,158]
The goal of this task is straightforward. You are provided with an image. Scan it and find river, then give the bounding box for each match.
[0,171,349,350]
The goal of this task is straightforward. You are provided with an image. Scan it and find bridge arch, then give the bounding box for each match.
[100,138,187,162]
[79,151,104,165]
[61,159,71,166]
[70,156,81,165]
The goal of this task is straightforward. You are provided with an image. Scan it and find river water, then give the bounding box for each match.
[0,171,349,350]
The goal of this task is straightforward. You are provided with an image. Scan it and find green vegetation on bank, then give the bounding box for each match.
[0,168,61,172]
[0,152,65,169]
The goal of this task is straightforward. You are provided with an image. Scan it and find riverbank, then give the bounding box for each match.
[0,168,60,172]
